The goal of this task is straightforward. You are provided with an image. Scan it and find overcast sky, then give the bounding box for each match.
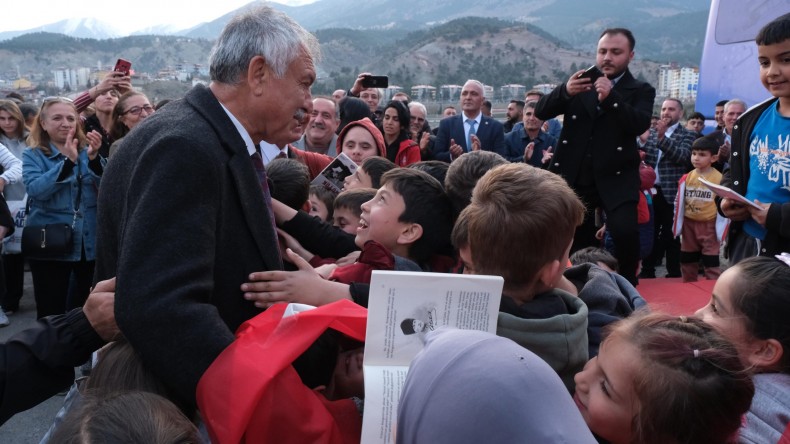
[6,0,318,34]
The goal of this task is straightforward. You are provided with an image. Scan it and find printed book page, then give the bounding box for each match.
[361,271,504,444]
[699,178,762,210]
[310,152,357,194]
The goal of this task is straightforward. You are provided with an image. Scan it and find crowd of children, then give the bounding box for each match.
[2,9,790,444]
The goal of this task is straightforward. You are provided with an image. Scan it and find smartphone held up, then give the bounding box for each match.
[577,65,604,83]
[361,75,388,89]
[114,58,132,76]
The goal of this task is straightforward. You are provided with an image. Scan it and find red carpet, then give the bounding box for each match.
[637,278,716,316]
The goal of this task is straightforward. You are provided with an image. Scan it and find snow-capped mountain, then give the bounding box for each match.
[0,18,121,41]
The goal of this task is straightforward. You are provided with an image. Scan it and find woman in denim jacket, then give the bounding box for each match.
[23,97,103,319]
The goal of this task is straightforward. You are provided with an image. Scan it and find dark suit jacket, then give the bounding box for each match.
[94,84,282,406]
[432,114,506,162]
[535,70,655,209]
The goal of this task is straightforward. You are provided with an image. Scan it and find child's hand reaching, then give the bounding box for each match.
[314,263,338,279]
[277,228,314,263]
[242,248,351,308]
[335,250,361,267]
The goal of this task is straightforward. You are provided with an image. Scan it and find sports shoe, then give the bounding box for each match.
[0,310,9,327]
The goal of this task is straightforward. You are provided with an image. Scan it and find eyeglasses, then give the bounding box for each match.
[122,105,154,116]
[42,96,74,104]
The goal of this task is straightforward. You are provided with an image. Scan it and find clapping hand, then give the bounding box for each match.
[86,130,102,160]
[470,134,481,151]
[449,138,464,160]
[524,142,535,162]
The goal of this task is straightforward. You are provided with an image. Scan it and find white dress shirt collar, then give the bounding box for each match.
[219,103,256,156]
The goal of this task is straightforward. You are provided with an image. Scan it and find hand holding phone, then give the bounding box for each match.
[361,75,388,88]
[114,58,132,76]
[577,65,604,83]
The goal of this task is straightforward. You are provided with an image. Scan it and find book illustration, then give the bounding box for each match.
[310,152,357,194]
[361,271,504,444]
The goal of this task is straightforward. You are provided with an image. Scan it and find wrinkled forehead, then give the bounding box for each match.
[42,101,77,117]
[313,97,336,114]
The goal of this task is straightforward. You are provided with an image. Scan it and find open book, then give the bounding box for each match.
[699,178,763,210]
[310,152,357,194]
[361,270,504,444]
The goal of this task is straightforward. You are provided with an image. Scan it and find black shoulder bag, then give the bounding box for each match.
[22,164,81,259]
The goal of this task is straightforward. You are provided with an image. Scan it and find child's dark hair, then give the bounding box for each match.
[408,161,450,187]
[691,135,719,156]
[48,391,202,444]
[608,312,754,444]
[267,158,310,211]
[380,168,454,265]
[309,184,337,222]
[687,111,705,121]
[756,12,790,46]
[569,247,619,272]
[444,150,508,216]
[334,188,376,217]
[728,256,790,372]
[360,156,397,188]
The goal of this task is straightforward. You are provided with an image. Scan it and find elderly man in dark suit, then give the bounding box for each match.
[536,28,655,286]
[94,5,319,407]
[433,80,506,162]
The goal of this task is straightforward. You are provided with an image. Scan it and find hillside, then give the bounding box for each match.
[0,19,662,96]
[186,0,708,64]
[0,33,214,81]
[312,18,661,95]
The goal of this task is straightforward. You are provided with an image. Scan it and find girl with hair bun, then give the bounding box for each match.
[574,312,754,444]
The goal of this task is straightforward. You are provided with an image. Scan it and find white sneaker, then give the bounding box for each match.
[0,310,8,327]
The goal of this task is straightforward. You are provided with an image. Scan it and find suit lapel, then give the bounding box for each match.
[453,116,468,151]
[186,85,282,271]
[477,116,493,145]
[228,153,282,272]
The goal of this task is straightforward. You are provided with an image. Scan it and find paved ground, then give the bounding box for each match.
[0,271,66,443]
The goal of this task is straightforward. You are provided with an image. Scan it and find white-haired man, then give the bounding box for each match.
[94,5,319,407]
[433,79,505,162]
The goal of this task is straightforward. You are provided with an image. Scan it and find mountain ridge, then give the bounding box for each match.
[0,0,710,66]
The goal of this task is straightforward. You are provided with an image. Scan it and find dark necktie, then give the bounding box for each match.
[250,145,281,261]
[276,151,287,159]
